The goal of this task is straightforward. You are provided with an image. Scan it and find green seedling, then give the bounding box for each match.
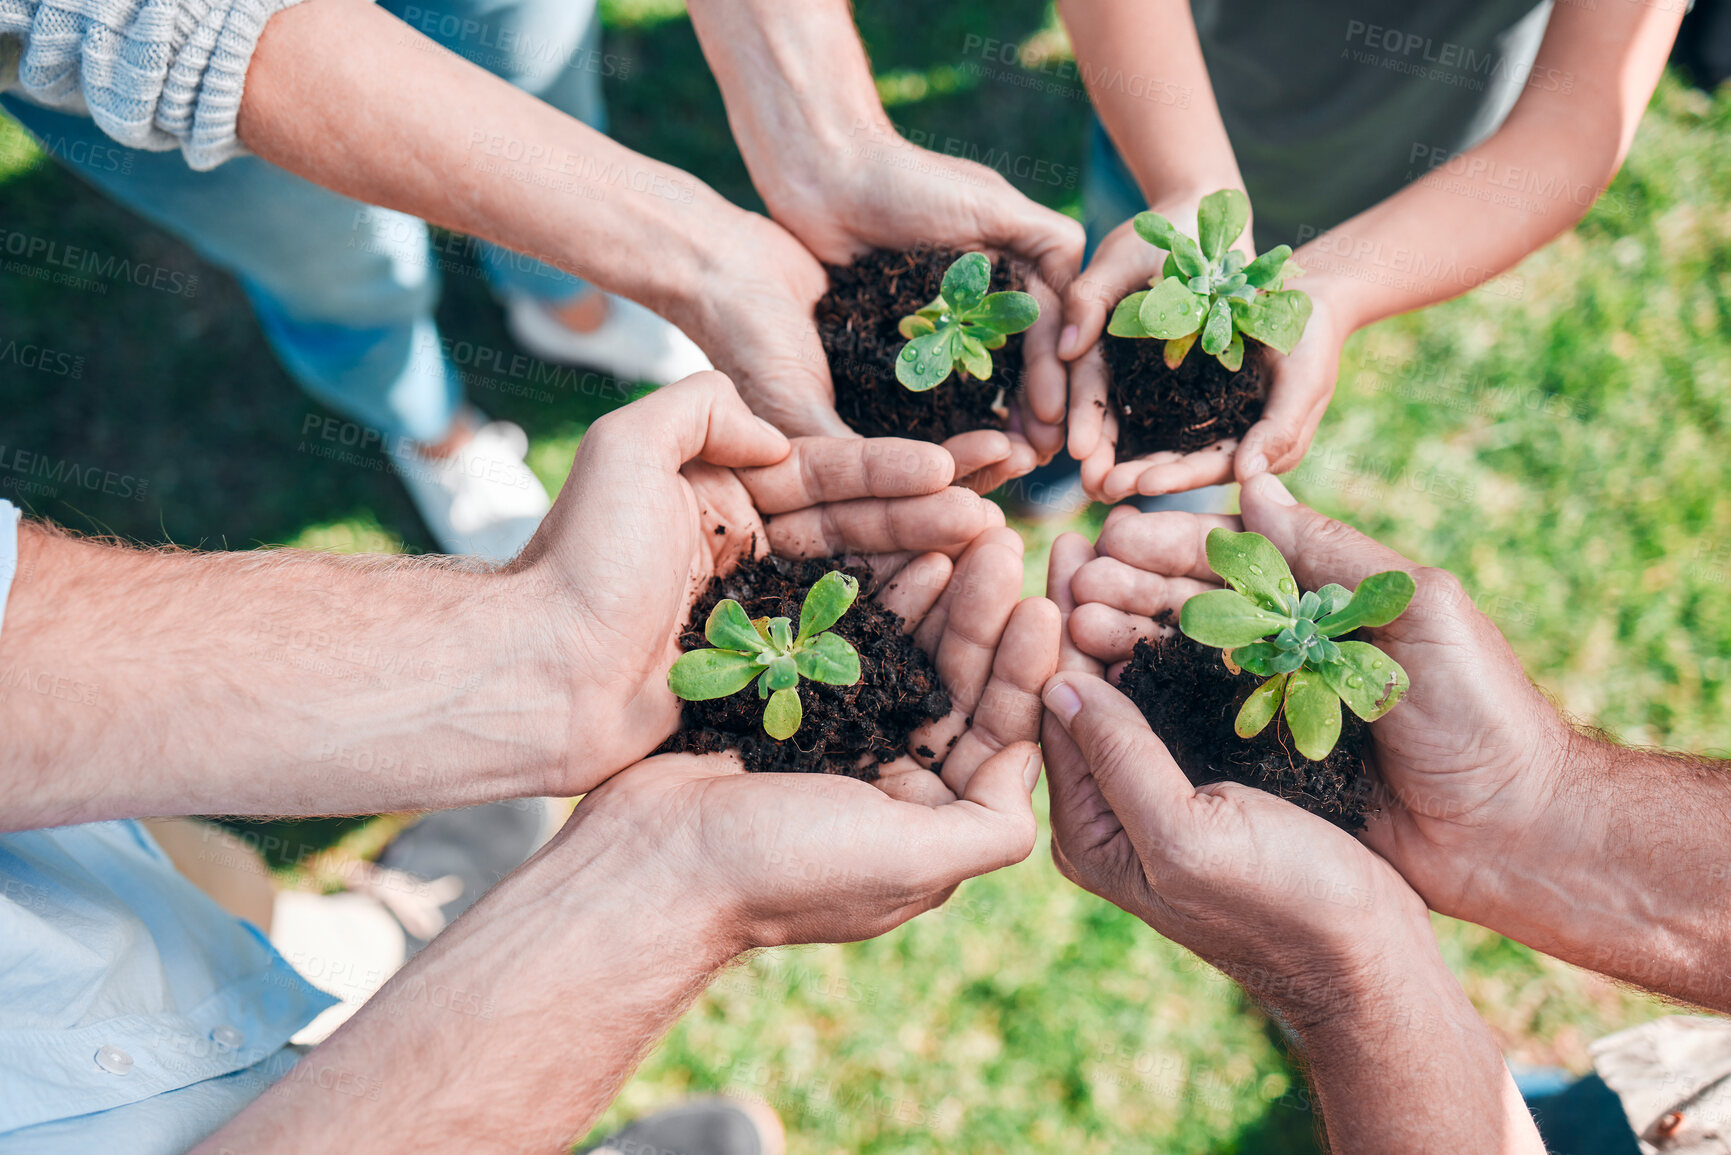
[1178,529,1415,761]
[667,570,863,740]
[1107,188,1312,372]
[895,252,1040,391]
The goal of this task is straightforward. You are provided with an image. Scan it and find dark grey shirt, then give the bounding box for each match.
[1193,0,1554,248]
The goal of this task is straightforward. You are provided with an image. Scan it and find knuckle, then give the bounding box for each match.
[1412,565,1470,612]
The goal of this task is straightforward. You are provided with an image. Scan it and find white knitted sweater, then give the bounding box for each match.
[0,0,306,170]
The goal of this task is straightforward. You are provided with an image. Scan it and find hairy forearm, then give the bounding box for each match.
[685,0,886,214]
[238,0,735,326]
[1059,0,1243,206]
[1259,924,1541,1152]
[0,523,567,828]
[197,814,741,1154]
[1465,739,1731,1012]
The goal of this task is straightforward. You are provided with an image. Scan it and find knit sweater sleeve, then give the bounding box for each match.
[0,0,309,170]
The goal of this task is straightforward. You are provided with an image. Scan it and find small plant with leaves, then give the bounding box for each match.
[895,252,1039,391]
[1108,188,1312,372]
[1178,529,1415,760]
[667,570,863,740]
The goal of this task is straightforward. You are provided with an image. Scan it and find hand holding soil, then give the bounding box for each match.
[510,372,1005,796]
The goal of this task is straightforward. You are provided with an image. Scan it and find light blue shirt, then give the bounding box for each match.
[0,502,336,1152]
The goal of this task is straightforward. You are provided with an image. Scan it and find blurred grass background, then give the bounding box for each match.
[2,0,1726,1148]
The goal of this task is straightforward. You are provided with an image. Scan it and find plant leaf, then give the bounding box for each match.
[705,599,769,653]
[958,332,993,380]
[1178,588,1291,649]
[1231,641,1281,676]
[1167,232,1208,279]
[1138,277,1208,340]
[795,631,861,685]
[1108,292,1152,339]
[667,648,762,701]
[1282,669,1342,760]
[942,252,992,312]
[1313,641,1410,722]
[1230,289,1313,355]
[763,686,802,739]
[1316,570,1417,637]
[1163,252,1182,280]
[968,291,1040,334]
[1315,584,1353,617]
[797,570,860,643]
[1242,244,1293,290]
[1163,332,1198,368]
[896,328,957,392]
[1197,189,1250,263]
[1217,329,1244,371]
[1204,528,1297,613]
[762,654,799,692]
[898,313,936,340]
[1235,673,1288,738]
[1221,250,1248,276]
[1200,296,1233,355]
[1132,211,1179,252]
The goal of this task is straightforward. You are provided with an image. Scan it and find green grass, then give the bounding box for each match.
[1,1,1723,1148]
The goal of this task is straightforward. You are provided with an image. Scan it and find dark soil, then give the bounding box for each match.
[817,247,1026,442]
[658,556,952,778]
[1116,620,1374,830]
[1102,333,1270,458]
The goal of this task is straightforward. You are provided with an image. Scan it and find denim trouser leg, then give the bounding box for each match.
[1,95,462,444]
[0,0,601,442]
[389,0,605,304]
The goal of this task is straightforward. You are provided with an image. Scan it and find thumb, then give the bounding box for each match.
[587,371,790,473]
[1238,472,1416,592]
[1040,673,1191,850]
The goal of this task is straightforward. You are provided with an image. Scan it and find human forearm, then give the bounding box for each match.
[1058,0,1242,208]
[1454,739,1731,1012]
[196,814,741,1153]
[0,523,568,828]
[238,0,734,329]
[1272,924,1540,1152]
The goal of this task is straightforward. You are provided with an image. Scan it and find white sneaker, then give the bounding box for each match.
[388,411,551,561]
[503,291,712,384]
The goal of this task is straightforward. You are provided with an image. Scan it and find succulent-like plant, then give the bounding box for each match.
[895,252,1039,391]
[1178,529,1415,760]
[667,570,863,740]
[1107,189,1312,372]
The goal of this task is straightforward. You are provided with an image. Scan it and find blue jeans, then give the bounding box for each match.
[0,0,603,444]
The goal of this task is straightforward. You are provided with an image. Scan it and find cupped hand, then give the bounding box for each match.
[1040,669,1434,1009]
[1061,472,1575,924]
[564,577,1061,950]
[1062,206,1348,502]
[512,372,1006,794]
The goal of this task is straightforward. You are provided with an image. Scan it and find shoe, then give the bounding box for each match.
[373,798,560,956]
[581,1098,786,1155]
[504,291,712,384]
[388,409,551,562]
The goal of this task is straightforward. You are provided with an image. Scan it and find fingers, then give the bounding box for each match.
[944,429,1036,494]
[1062,229,1149,362]
[1065,347,1110,463]
[1092,510,1237,582]
[1235,353,1336,478]
[763,487,998,558]
[1021,273,1069,427]
[738,437,955,513]
[874,762,959,806]
[1045,531,1102,675]
[907,742,1043,890]
[1237,473,1415,593]
[912,526,1025,665]
[1067,602,1169,665]
[1041,673,1192,854]
[936,597,1061,797]
[583,371,789,474]
[1115,444,1237,501]
[1070,558,1217,621]
[998,203,1086,314]
[873,551,952,630]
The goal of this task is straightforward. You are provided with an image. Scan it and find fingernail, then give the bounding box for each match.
[1256,473,1296,506]
[1022,746,1043,791]
[1058,324,1079,359]
[1044,681,1083,724]
[1243,452,1268,476]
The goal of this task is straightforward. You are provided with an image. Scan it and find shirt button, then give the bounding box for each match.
[94,1046,133,1075]
[210,1025,245,1051]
